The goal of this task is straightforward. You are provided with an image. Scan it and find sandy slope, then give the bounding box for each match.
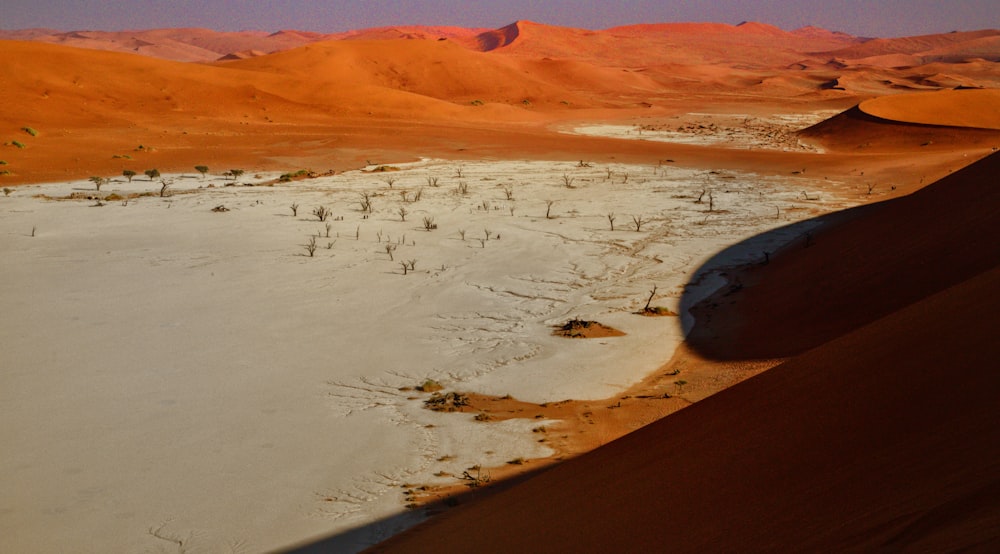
[860,88,1000,128]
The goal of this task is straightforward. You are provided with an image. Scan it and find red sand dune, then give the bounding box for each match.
[2,22,997,184]
[368,150,1000,554]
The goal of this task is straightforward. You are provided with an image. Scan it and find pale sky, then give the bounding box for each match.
[2,0,998,38]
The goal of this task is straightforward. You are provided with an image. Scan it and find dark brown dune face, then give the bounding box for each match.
[684,151,1000,360]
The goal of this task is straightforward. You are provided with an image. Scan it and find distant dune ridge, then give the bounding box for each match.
[1,21,998,184]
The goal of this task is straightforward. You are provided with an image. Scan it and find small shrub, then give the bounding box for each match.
[122,170,136,182]
[424,392,469,411]
[144,168,160,181]
[398,207,408,221]
[470,99,484,106]
[10,141,26,149]
[416,379,443,392]
[21,127,38,137]
[313,206,331,222]
[632,215,645,232]
[304,236,317,257]
[194,165,209,178]
[3,188,12,196]
[422,216,436,231]
[290,203,299,216]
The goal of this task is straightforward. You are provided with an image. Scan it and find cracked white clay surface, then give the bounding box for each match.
[0,158,854,552]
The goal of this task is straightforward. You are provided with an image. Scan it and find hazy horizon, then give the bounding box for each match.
[2,0,998,38]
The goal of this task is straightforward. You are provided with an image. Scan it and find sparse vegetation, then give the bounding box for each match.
[145,168,160,181]
[359,192,373,213]
[639,285,678,316]
[9,141,26,149]
[562,174,574,188]
[3,188,12,196]
[424,391,469,411]
[22,127,38,137]
[607,212,616,231]
[89,176,107,191]
[313,206,331,222]
[159,179,171,197]
[123,170,136,182]
[227,169,245,182]
[461,466,492,488]
[398,207,408,221]
[194,165,209,178]
[290,203,299,216]
[632,215,645,232]
[304,236,317,257]
[422,216,437,231]
[545,199,555,219]
[502,186,514,200]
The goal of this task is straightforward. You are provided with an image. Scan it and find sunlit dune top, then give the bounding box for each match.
[859,89,1000,129]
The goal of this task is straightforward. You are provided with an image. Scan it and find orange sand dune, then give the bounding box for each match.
[368,152,1000,554]
[798,104,1000,152]
[2,25,997,185]
[860,88,1000,129]
[483,20,859,68]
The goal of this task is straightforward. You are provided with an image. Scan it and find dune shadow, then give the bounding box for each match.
[680,151,1000,361]
[277,464,554,553]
